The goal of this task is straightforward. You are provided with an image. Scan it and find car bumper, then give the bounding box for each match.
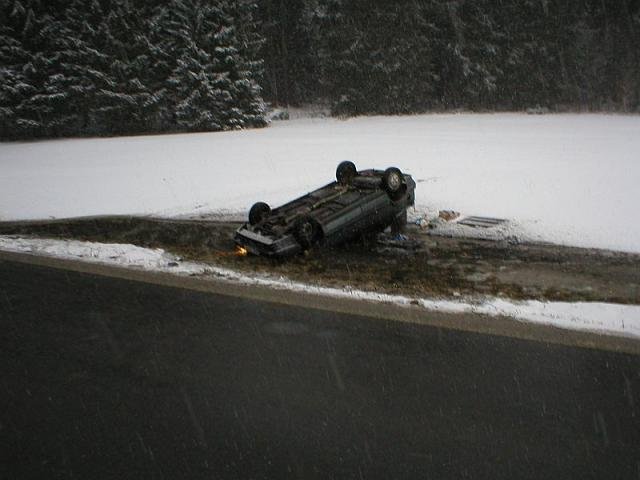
[234,226,301,257]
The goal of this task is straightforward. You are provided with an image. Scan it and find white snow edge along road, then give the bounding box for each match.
[2,235,639,340]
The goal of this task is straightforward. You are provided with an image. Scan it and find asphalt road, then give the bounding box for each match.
[1,259,639,479]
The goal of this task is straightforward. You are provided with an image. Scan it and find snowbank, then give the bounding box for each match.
[2,235,639,340]
[0,236,196,272]
[1,113,639,252]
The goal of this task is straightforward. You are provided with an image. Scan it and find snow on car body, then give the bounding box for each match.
[234,162,416,257]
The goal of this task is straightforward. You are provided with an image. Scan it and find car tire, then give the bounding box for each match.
[248,202,271,225]
[336,161,357,185]
[294,215,319,250]
[383,167,403,192]
[383,167,406,200]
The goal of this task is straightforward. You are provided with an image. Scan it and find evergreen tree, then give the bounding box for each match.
[35,1,111,136]
[163,0,266,132]
[318,0,441,115]
[2,0,267,139]
[3,0,640,139]
[229,0,268,124]
[257,0,318,106]
[0,0,35,137]
[0,0,65,138]
[0,0,109,138]
[93,0,168,134]
[582,0,640,110]
[438,1,501,109]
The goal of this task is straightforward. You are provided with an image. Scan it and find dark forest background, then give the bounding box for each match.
[1,0,639,140]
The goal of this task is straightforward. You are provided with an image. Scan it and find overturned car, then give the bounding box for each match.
[234,162,416,257]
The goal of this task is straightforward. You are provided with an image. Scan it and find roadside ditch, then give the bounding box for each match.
[1,216,639,305]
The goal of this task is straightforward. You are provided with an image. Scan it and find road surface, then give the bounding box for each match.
[1,258,639,479]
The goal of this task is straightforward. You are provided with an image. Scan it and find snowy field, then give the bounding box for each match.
[1,113,639,252]
[2,236,639,340]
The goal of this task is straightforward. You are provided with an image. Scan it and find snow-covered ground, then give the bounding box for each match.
[1,113,639,252]
[2,235,639,340]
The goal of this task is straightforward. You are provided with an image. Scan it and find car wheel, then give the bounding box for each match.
[248,202,271,225]
[383,167,403,193]
[336,161,357,185]
[294,215,319,249]
[383,167,407,200]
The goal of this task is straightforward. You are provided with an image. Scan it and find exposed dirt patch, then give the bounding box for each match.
[2,216,639,304]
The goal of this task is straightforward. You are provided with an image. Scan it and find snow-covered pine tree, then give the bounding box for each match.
[0,0,111,138]
[0,0,35,138]
[163,0,266,132]
[228,0,267,127]
[33,0,112,136]
[94,0,168,134]
[257,0,319,106]
[486,0,571,110]
[438,0,502,109]
[0,0,65,138]
[317,0,440,115]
